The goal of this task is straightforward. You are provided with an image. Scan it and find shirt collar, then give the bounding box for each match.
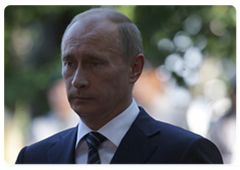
[75,98,140,148]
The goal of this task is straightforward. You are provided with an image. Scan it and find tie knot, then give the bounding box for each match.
[86,132,106,149]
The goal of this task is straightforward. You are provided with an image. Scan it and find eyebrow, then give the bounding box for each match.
[61,52,109,64]
[84,54,101,60]
[84,54,109,64]
[61,52,74,60]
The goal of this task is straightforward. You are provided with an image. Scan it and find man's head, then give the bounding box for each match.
[61,8,144,129]
[61,8,143,63]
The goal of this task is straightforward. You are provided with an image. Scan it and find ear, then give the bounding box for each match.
[129,53,145,84]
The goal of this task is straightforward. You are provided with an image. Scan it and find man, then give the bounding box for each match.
[16,8,223,164]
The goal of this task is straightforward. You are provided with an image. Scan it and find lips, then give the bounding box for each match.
[68,89,93,103]
[72,96,92,102]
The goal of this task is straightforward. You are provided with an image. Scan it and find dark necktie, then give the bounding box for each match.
[86,132,106,164]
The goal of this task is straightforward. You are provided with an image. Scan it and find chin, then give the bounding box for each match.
[73,106,98,117]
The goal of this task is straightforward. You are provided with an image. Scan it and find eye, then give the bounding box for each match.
[92,61,100,67]
[67,62,73,67]
[64,61,74,67]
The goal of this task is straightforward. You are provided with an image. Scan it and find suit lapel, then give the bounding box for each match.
[46,108,160,164]
[110,108,161,164]
[48,126,78,164]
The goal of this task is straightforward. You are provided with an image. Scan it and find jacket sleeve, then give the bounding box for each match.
[15,146,27,164]
[180,137,223,164]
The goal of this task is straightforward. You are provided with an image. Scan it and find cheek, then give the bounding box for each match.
[62,67,72,80]
[62,73,72,94]
[62,66,74,82]
[98,70,129,96]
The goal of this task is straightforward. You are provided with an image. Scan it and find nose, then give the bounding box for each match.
[71,67,89,89]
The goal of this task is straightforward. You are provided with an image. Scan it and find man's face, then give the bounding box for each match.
[61,19,132,123]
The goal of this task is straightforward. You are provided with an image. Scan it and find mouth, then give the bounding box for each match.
[72,96,92,102]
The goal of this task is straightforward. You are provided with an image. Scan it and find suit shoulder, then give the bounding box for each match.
[156,120,202,140]
[136,109,205,149]
[29,127,76,148]
[16,127,77,164]
[138,113,222,163]
[137,108,202,141]
[25,127,76,153]
[150,121,223,163]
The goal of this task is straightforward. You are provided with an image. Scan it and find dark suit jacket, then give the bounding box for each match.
[16,107,223,164]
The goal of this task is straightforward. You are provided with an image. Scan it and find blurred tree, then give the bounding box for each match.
[134,6,236,86]
[5,5,97,116]
[4,5,236,117]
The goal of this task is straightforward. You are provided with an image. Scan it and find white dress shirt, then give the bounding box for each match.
[75,98,140,164]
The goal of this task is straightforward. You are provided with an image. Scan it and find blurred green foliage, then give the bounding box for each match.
[4,5,236,117]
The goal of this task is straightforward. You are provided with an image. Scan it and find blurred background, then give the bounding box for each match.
[4,5,236,164]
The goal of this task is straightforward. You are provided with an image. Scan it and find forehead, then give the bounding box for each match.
[63,14,119,43]
[62,18,119,56]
